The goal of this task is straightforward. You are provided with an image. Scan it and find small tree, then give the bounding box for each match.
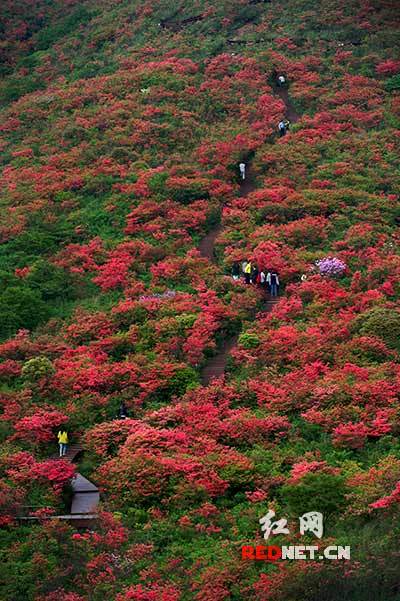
[354,307,400,353]
[22,356,55,384]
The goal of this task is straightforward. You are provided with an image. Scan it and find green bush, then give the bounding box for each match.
[35,7,93,51]
[238,331,261,349]
[280,473,348,518]
[22,356,55,383]
[353,307,400,352]
[0,287,50,339]
[0,75,45,104]
[151,366,200,405]
[27,260,76,301]
[385,74,400,92]
[169,183,210,204]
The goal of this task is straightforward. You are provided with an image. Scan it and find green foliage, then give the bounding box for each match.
[26,260,76,301]
[280,473,348,518]
[35,7,93,51]
[238,332,260,349]
[169,182,210,204]
[3,227,69,262]
[0,74,45,104]
[385,74,400,92]
[0,524,86,601]
[354,307,400,352]
[0,287,49,340]
[148,171,169,195]
[264,513,400,601]
[22,357,55,383]
[152,366,200,404]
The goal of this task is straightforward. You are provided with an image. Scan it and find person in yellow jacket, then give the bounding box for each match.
[57,430,68,457]
[244,260,252,285]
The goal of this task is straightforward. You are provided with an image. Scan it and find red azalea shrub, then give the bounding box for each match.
[376,59,400,76]
[12,409,69,443]
[332,422,369,449]
[115,583,181,601]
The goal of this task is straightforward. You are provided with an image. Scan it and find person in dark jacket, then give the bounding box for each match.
[232,261,240,281]
[267,271,280,296]
[278,120,287,137]
[118,402,129,419]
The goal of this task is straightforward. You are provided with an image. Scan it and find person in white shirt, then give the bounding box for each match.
[239,162,246,180]
[278,121,287,137]
[277,75,286,86]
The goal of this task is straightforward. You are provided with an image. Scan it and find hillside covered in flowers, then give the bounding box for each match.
[1,0,400,599]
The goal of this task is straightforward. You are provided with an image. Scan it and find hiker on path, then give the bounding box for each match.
[57,430,68,457]
[239,162,246,180]
[278,120,287,137]
[277,74,286,87]
[244,261,252,284]
[267,270,280,297]
[232,261,241,281]
[284,118,291,131]
[251,265,259,284]
[259,270,266,288]
[242,260,248,275]
[119,402,129,419]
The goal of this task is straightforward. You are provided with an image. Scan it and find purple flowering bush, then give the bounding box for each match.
[315,256,347,278]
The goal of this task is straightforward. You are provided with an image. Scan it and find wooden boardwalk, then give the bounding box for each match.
[52,442,82,462]
[20,442,100,527]
[71,473,100,515]
[57,443,100,523]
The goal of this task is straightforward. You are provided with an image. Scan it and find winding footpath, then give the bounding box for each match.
[199,85,300,385]
[19,84,300,527]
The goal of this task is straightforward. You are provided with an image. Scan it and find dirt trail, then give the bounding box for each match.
[275,86,301,123]
[198,167,256,263]
[198,86,298,385]
[198,226,223,263]
[198,170,277,386]
[201,335,239,385]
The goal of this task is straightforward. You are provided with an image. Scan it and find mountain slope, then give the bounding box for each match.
[1,1,400,599]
